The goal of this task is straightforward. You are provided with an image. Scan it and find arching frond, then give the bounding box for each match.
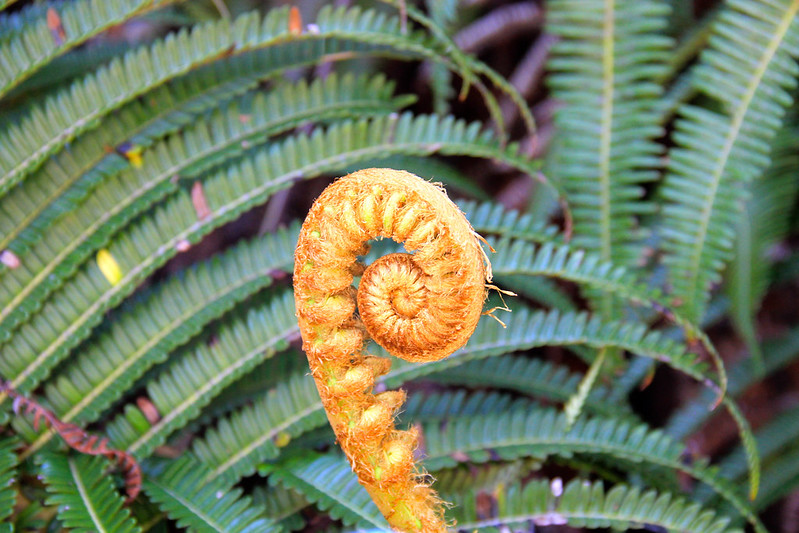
[106,289,298,458]
[447,478,742,533]
[421,408,762,532]
[546,0,670,276]
[0,0,170,98]
[0,113,536,399]
[143,457,277,533]
[659,0,799,322]
[20,226,297,456]
[0,4,500,197]
[487,236,728,393]
[262,452,390,531]
[0,73,406,341]
[37,453,141,533]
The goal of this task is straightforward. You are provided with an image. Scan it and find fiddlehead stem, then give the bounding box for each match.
[294,168,489,532]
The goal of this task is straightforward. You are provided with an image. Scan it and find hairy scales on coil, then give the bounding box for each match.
[293,168,490,532]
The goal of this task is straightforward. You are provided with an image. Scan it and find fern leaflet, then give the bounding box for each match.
[38,453,141,533]
[660,0,799,321]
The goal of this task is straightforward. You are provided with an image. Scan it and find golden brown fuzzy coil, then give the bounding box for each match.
[293,168,489,532]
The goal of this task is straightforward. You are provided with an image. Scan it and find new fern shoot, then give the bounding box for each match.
[294,168,490,532]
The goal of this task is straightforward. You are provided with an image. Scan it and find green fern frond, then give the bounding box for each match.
[0,113,536,399]
[0,58,269,258]
[105,289,297,458]
[547,0,670,272]
[143,457,277,533]
[0,0,171,99]
[262,452,390,531]
[193,371,326,486]
[0,437,17,530]
[0,4,497,197]
[19,226,298,456]
[251,484,309,532]
[429,354,627,419]
[660,0,799,322]
[37,453,141,533]
[726,129,799,366]
[487,236,728,394]
[448,478,742,533]
[422,408,761,531]
[0,72,405,341]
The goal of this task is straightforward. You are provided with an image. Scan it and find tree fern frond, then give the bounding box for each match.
[251,484,309,532]
[0,438,16,529]
[193,371,326,486]
[422,408,761,531]
[18,226,298,457]
[37,453,141,533]
[0,0,171,99]
[448,478,742,533]
[105,289,298,458]
[429,354,627,419]
[0,113,536,399]
[726,128,799,365]
[143,457,277,533]
[660,0,799,322]
[0,3,497,197]
[547,0,670,272]
[262,452,390,531]
[0,72,405,340]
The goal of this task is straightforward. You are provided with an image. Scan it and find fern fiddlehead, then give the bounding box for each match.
[293,168,489,532]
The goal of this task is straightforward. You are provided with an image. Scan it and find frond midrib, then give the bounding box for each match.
[68,457,108,533]
[680,0,799,315]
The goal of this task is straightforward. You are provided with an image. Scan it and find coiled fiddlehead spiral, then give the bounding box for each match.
[294,168,490,532]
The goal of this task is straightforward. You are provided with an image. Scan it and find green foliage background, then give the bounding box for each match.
[0,0,798,531]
